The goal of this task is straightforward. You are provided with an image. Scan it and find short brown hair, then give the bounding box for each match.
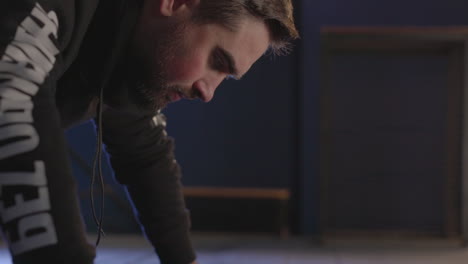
[193,0,299,55]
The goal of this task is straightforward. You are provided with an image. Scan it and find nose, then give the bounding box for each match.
[192,73,226,102]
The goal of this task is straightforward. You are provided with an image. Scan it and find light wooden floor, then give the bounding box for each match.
[1,234,468,263]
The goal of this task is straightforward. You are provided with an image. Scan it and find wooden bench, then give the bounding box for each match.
[183,187,290,238]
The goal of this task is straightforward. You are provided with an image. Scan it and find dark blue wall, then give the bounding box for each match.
[163,53,297,189]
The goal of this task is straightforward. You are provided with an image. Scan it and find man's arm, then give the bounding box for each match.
[101,108,197,264]
[0,1,95,263]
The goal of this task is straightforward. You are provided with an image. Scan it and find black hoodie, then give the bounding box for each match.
[0,1,196,263]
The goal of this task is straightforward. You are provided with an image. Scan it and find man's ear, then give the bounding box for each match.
[158,0,195,17]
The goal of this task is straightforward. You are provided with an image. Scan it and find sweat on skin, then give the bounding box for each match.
[0,3,59,255]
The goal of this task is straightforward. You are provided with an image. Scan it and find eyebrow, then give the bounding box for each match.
[214,46,243,80]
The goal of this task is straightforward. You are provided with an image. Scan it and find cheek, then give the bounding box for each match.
[166,54,207,83]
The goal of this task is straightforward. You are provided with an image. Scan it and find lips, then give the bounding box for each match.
[169,91,183,103]
[165,87,202,104]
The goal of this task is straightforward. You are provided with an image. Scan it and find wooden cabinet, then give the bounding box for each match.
[319,27,468,244]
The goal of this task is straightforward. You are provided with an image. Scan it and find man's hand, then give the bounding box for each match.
[190,261,198,264]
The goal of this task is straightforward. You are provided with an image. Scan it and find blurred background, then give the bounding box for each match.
[62,0,468,263]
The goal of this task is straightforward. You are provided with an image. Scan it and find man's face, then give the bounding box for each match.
[124,3,271,113]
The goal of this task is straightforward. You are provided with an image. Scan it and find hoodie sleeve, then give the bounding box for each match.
[0,1,96,263]
[101,107,196,264]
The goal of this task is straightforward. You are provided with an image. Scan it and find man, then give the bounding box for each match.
[0,0,298,263]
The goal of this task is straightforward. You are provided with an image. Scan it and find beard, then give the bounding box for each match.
[121,21,188,113]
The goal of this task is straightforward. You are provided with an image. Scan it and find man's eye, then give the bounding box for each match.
[210,51,228,73]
